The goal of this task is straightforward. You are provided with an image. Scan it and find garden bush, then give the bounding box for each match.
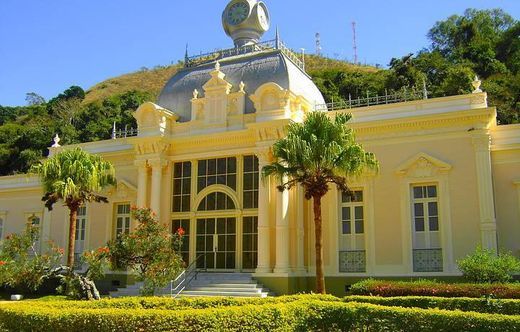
[350,279,520,298]
[457,247,520,283]
[344,295,520,315]
[1,296,520,331]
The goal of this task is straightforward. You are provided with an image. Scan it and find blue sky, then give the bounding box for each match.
[1,0,518,106]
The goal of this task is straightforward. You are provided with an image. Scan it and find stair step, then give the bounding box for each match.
[181,291,268,298]
[187,287,263,293]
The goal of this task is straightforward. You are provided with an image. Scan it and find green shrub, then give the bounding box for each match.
[350,279,520,298]
[1,297,520,332]
[344,295,520,315]
[457,247,520,283]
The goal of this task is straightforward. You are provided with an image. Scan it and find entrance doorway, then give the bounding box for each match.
[196,217,236,270]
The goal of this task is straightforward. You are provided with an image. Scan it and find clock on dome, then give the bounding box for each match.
[222,0,271,47]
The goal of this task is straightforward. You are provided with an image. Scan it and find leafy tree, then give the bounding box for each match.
[263,112,378,293]
[31,147,116,270]
[0,222,64,292]
[104,207,184,296]
[25,92,46,106]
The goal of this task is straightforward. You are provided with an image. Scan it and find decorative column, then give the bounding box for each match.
[295,185,306,273]
[274,174,290,273]
[134,159,149,208]
[149,159,168,220]
[472,131,498,251]
[256,150,272,273]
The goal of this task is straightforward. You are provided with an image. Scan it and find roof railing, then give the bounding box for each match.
[185,39,305,71]
[315,89,427,112]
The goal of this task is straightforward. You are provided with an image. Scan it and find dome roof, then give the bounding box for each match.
[157,49,325,122]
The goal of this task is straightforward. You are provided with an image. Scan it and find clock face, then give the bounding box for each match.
[227,1,250,26]
[257,3,269,30]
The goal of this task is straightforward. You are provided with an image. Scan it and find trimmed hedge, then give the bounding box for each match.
[345,295,520,315]
[350,279,520,299]
[1,297,520,331]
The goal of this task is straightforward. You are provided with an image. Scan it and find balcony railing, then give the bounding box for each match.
[185,38,305,72]
[315,89,427,112]
[339,250,366,273]
[112,127,138,139]
[413,248,443,272]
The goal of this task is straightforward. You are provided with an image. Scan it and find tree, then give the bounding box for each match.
[263,112,378,293]
[31,147,116,270]
[25,92,46,106]
[104,207,184,295]
[0,222,64,293]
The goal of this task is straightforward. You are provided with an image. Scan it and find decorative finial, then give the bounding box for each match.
[51,134,61,148]
[472,75,482,93]
[193,89,199,99]
[215,61,221,72]
[184,43,189,64]
[239,81,245,93]
[111,121,117,140]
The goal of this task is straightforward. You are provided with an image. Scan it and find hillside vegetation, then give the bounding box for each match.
[0,8,518,176]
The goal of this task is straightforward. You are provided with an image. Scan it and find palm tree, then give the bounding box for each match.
[32,147,116,270]
[263,112,378,294]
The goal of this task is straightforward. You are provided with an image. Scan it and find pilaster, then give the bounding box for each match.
[472,131,498,251]
[149,159,168,221]
[255,149,272,273]
[134,159,149,208]
[274,175,290,273]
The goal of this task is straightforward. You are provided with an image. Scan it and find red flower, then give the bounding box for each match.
[97,247,110,254]
[176,227,185,236]
[0,261,7,266]
[57,248,65,255]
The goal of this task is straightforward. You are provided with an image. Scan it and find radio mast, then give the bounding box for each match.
[315,32,322,56]
[352,22,358,64]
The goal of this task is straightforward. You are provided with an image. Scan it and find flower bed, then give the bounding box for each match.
[345,295,520,315]
[1,295,520,331]
[350,279,520,299]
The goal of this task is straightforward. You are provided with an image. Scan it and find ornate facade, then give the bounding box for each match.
[0,0,519,295]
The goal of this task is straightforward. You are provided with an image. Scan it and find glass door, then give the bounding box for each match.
[196,218,236,270]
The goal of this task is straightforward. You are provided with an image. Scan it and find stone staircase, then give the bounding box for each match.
[109,272,271,298]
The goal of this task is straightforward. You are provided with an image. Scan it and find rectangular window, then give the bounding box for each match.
[197,157,237,192]
[115,204,131,236]
[243,156,259,209]
[242,216,258,269]
[412,185,442,272]
[172,162,192,212]
[173,219,190,265]
[74,206,87,269]
[339,190,366,273]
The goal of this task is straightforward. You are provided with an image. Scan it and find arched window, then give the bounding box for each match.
[198,192,236,211]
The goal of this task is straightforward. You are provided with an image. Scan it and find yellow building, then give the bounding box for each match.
[0,0,519,295]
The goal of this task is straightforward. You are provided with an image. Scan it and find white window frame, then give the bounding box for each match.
[25,211,43,252]
[397,153,454,275]
[411,184,441,249]
[339,190,365,251]
[114,203,131,237]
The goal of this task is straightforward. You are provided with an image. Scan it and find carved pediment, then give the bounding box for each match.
[396,152,452,178]
[107,180,137,199]
[202,62,232,94]
[133,102,179,137]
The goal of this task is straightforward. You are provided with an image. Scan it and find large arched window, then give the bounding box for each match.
[198,192,236,211]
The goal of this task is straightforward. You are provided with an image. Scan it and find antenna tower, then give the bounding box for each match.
[352,21,358,64]
[315,32,322,56]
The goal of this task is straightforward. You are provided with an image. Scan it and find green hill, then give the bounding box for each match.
[83,55,380,106]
